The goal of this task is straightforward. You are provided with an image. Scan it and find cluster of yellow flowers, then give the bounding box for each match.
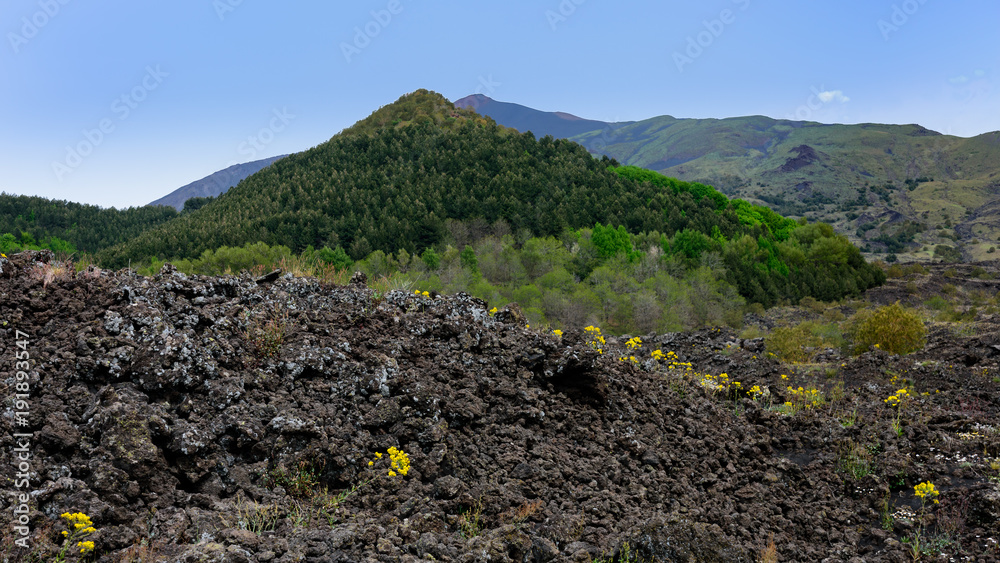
[884,388,910,408]
[659,351,692,372]
[552,329,563,337]
[625,337,642,350]
[782,386,823,414]
[367,446,411,477]
[584,326,605,355]
[57,512,97,558]
[413,290,431,298]
[913,481,939,504]
[387,446,410,477]
[699,372,741,393]
[650,349,666,361]
[749,384,766,401]
[489,307,498,315]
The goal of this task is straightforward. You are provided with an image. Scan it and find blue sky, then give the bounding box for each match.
[1,0,997,208]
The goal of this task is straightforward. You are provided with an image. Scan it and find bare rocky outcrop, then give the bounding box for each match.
[0,251,998,561]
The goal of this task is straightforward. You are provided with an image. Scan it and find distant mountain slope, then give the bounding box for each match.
[461,95,1000,261]
[454,94,629,139]
[148,155,287,210]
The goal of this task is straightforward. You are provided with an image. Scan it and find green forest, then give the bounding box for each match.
[0,194,180,255]
[0,90,886,332]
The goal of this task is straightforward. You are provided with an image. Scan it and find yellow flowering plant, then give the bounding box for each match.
[884,388,911,436]
[55,512,97,562]
[913,481,939,504]
[584,326,605,354]
[904,481,940,556]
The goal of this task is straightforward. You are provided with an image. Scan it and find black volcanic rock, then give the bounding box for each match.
[1,252,999,560]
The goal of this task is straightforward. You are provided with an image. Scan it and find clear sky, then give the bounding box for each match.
[2,0,997,209]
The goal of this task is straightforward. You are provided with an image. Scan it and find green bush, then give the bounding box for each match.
[848,302,926,355]
[765,324,821,363]
[765,320,844,363]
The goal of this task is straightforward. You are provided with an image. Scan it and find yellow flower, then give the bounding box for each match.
[489,307,498,315]
[422,291,430,298]
[368,461,374,467]
[553,329,563,337]
[914,481,939,503]
[375,452,382,458]
[387,446,411,477]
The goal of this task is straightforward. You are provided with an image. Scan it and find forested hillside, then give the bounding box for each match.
[0,194,179,254]
[93,90,882,313]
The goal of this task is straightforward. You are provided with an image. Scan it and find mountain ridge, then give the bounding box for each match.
[148,154,288,210]
[460,94,1000,261]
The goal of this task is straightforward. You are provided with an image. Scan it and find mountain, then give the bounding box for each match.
[148,155,288,210]
[454,94,628,139]
[461,95,1000,261]
[96,89,883,308]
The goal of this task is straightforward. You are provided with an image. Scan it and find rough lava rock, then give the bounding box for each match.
[0,252,998,562]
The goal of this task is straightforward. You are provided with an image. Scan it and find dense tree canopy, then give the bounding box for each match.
[0,193,179,254]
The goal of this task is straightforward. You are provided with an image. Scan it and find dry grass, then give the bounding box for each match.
[112,540,165,563]
[759,533,778,563]
[506,500,543,526]
[30,261,71,288]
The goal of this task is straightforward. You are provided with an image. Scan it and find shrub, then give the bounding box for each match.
[421,248,441,270]
[799,295,825,314]
[848,302,926,355]
[765,324,821,363]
